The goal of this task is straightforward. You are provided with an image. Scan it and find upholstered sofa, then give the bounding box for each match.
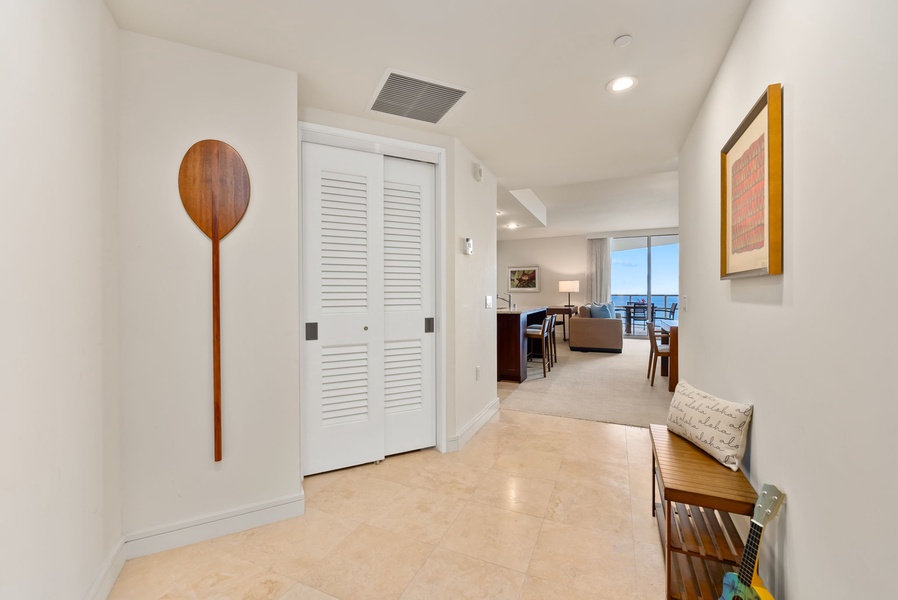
[569,303,624,353]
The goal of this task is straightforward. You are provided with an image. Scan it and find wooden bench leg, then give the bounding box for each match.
[665,499,673,599]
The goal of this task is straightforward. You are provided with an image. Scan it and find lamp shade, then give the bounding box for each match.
[558,280,580,293]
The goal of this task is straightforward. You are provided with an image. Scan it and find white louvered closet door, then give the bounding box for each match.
[301,144,436,476]
[382,156,435,456]
[301,142,385,476]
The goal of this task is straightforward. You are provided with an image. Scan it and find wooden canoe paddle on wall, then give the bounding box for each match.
[178,140,250,462]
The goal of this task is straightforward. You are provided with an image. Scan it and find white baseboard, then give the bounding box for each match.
[83,537,126,600]
[124,492,304,559]
[446,396,499,452]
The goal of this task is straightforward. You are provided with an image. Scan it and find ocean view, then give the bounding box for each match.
[611,295,679,309]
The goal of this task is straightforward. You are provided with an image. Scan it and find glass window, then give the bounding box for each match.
[611,237,647,307]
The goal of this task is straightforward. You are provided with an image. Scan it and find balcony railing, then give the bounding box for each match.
[610,295,679,337]
[611,295,679,310]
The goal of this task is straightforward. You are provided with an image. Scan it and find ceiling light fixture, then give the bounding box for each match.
[496,210,502,215]
[607,76,639,93]
[507,223,519,229]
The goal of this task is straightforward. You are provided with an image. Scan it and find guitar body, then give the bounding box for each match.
[719,572,775,600]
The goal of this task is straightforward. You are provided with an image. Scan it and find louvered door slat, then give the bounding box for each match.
[320,345,369,425]
[384,341,423,414]
[321,169,370,313]
[384,179,422,311]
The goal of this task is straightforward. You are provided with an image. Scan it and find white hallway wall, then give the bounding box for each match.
[452,139,499,435]
[497,236,589,309]
[679,0,897,597]
[118,33,302,540]
[0,0,121,597]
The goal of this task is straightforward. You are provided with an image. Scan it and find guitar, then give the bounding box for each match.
[719,484,785,600]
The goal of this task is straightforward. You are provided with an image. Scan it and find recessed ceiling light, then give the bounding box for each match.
[613,34,633,47]
[607,76,638,93]
[507,223,519,229]
[496,210,502,215]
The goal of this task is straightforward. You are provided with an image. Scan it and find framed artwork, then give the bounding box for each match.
[720,83,783,279]
[508,266,540,292]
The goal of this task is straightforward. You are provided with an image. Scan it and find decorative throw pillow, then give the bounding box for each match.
[594,303,615,318]
[588,303,604,318]
[666,380,753,471]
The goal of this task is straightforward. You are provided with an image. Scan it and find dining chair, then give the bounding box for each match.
[646,321,671,386]
[653,302,678,322]
[631,303,649,332]
[525,316,553,377]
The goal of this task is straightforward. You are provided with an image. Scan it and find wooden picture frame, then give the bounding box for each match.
[508,266,540,292]
[720,83,783,279]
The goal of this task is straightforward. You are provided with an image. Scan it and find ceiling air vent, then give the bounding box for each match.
[370,71,466,124]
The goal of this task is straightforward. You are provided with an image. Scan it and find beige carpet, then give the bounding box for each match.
[499,338,673,428]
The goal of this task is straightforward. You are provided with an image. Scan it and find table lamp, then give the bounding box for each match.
[558,280,579,307]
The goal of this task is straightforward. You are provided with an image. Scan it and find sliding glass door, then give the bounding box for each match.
[650,235,679,312]
[611,235,679,335]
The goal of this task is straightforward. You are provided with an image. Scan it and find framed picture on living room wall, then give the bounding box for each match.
[720,83,783,279]
[508,266,539,292]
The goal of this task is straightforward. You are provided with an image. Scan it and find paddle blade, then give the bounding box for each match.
[178,139,250,240]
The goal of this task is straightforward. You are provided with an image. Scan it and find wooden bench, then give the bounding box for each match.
[650,424,758,600]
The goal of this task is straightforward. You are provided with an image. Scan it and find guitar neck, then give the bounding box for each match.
[737,520,763,587]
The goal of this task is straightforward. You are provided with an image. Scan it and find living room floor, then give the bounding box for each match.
[109,409,665,599]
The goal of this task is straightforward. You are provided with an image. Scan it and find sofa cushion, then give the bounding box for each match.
[666,380,753,471]
[579,305,592,318]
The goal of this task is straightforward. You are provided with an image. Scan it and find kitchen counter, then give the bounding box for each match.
[497,307,547,382]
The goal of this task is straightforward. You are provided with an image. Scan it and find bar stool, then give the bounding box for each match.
[525,316,553,378]
[547,313,558,363]
[527,314,557,368]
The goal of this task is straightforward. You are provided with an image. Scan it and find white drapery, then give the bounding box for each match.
[586,237,612,304]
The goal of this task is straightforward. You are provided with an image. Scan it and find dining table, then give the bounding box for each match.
[619,302,654,334]
[657,319,678,392]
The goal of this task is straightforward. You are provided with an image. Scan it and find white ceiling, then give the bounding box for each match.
[104,0,750,240]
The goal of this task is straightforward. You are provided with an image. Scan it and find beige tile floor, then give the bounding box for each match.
[109,409,665,599]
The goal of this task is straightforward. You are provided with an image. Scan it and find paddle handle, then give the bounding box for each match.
[212,233,222,461]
